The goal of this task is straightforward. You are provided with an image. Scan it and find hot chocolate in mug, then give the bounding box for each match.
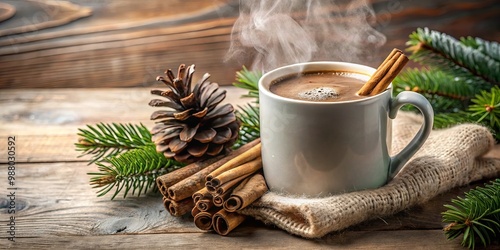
[259,61,434,196]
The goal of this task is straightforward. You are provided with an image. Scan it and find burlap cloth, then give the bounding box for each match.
[240,112,500,238]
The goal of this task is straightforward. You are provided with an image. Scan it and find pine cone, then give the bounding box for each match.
[149,64,239,163]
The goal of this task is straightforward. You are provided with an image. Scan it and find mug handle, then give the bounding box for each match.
[387,91,434,180]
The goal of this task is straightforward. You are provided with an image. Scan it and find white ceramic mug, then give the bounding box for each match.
[259,61,434,196]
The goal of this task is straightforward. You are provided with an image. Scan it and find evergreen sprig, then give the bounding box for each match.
[460,36,500,62]
[233,67,261,148]
[395,28,500,140]
[76,123,153,164]
[234,104,260,148]
[432,111,476,129]
[232,66,262,100]
[396,28,500,249]
[89,144,181,199]
[76,122,183,199]
[393,69,475,113]
[407,27,499,86]
[442,179,500,249]
[469,86,500,130]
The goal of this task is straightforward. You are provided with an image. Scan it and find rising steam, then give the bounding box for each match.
[225,0,386,72]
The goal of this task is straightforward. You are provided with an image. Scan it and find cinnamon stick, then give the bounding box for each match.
[162,196,171,211]
[156,154,225,196]
[370,54,409,95]
[213,191,232,207]
[194,208,220,231]
[166,139,261,201]
[192,186,211,204]
[205,182,216,193]
[212,209,246,236]
[357,48,408,96]
[224,173,268,212]
[191,206,201,217]
[205,142,261,182]
[212,173,252,206]
[196,198,214,212]
[209,157,262,187]
[168,198,194,217]
[215,173,253,196]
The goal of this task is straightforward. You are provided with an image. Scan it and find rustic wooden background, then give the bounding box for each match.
[0,0,499,89]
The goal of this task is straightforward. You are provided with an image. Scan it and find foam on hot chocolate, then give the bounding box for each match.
[269,71,369,102]
[298,87,339,101]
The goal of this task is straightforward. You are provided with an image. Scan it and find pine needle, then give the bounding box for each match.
[233,65,261,100]
[88,144,183,199]
[232,67,262,148]
[75,123,153,164]
[469,86,500,135]
[76,122,184,199]
[442,179,500,249]
[393,68,480,113]
[234,104,260,148]
[407,27,499,86]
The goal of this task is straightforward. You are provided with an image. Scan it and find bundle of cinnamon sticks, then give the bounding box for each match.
[357,48,409,96]
[156,139,267,236]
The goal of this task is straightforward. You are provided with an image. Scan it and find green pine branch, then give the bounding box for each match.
[234,104,260,148]
[469,86,500,131]
[76,123,153,164]
[407,27,499,87]
[233,66,262,101]
[432,111,476,129]
[76,122,184,199]
[397,28,500,140]
[89,144,182,199]
[460,36,500,62]
[393,69,477,113]
[233,67,261,148]
[442,179,500,249]
[401,29,500,248]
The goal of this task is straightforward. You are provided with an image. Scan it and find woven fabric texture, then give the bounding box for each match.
[240,112,500,238]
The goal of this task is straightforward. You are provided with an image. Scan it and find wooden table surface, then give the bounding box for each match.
[1,87,499,249]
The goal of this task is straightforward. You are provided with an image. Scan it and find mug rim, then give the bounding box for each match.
[258,61,392,105]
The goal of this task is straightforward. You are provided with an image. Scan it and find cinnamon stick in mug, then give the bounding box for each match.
[357,48,408,96]
[370,54,408,95]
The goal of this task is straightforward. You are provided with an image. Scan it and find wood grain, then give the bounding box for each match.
[0,0,92,37]
[1,0,498,88]
[0,2,16,23]
[0,87,247,163]
[4,230,468,249]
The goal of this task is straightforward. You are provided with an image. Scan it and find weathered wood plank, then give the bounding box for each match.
[0,161,495,240]
[0,162,195,238]
[0,87,248,162]
[1,162,475,247]
[1,0,498,88]
[5,229,470,249]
